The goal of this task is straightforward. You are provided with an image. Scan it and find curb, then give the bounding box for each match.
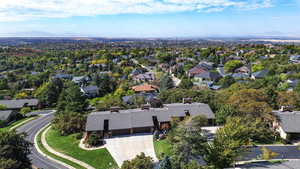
[10,116,38,131]
[236,158,300,165]
[34,124,76,169]
[42,126,95,169]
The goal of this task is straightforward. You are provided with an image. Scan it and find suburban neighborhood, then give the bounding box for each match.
[0,38,300,169]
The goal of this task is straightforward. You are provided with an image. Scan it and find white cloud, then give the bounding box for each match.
[0,0,274,21]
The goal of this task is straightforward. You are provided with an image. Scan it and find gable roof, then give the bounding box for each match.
[235,66,250,73]
[53,74,73,79]
[194,71,221,81]
[274,111,300,133]
[0,110,14,121]
[188,67,207,75]
[131,84,159,92]
[197,61,214,70]
[290,55,300,61]
[0,99,39,109]
[81,85,99,94]
[133,72,155,81]
[231,73,249,79]
[252,69,268,78]
[86,103,215,131]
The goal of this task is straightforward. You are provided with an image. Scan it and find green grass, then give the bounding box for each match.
[153,139,173,159]
[36,127,85,169]
[46,128,118,169]
[0,116,37,132]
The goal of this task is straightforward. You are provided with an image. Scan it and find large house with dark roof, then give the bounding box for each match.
[0,99,39,110]
[273,111,300,141]
[85,102,215,139]
[0,110,16,127]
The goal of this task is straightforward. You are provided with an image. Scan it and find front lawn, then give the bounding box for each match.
[153,139,173,159]
[46,128,117,169]
[36,127,85,169]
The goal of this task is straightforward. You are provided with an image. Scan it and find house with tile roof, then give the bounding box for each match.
[131,84,159,93]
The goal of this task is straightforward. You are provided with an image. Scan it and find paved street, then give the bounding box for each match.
[234,160,300,169]
[105,134,158,167]
[16,113,68,169]
[244,146,300,161]
[26,110,54,117]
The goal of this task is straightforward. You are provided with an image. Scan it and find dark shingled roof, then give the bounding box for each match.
[0,99,38,109]
[86,103,215,132]
[252,69,269,78]
[274,111,300,133]
[194,71,221,81]
[0,110,14,121]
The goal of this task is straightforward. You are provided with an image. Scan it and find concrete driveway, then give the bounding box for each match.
[105,134,158,167]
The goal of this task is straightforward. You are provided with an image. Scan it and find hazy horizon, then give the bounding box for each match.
[1,0,300,37]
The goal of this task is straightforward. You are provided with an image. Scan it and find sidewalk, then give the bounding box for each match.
[41,126,95,169]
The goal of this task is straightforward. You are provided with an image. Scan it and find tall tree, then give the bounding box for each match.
[160,74,174,91]
[94,74,116,97]
[35,78,64,107]
[203,117,251,169]
[57,82,88,113]
[121,153,154,169]
[0,131,32,169]
[171,116,207,169]
[178,77,193,89]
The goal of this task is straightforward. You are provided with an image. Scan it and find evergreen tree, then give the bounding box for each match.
[57,82,88,113]
[179,77,193,89]
[94,74,116,97]
[159,156,172,169]
[160,74,174,91]
[35,78,64,107]
[0,131,32,169]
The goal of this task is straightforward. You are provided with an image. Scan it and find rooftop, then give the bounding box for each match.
[86,103,215,132]
[273,111,300,133]
[0,110,14,121]
[0,99,39,109]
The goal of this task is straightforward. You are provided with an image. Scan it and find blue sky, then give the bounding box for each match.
[0,0,299,37]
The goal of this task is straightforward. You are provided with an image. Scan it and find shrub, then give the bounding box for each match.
[87,133,103,147]
[20,107,31,116]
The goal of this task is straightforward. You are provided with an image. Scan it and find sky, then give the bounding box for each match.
[0,0,300,37]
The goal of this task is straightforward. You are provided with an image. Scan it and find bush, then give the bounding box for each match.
[121,153,154,169]
[20,107,31,116]
[87,133,103,147]
[153,130,160,140]
[0,120,6,128]
[52,111,86,136]
[0,104,7,110]
[74,133,83,140]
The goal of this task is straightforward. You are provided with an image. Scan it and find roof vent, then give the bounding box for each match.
[183,98,192,104]
[110,106,120,113]
[141,104,151,110]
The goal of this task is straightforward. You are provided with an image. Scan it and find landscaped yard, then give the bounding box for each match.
[46,128,118,169]
[36,127,85,169]
[153,139,173,159]
[0,116,37,132]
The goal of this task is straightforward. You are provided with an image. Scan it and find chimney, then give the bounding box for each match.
[183,98,192,104]
[141,104,150,110]
[110,106,120,113]
[280,106,293,112]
